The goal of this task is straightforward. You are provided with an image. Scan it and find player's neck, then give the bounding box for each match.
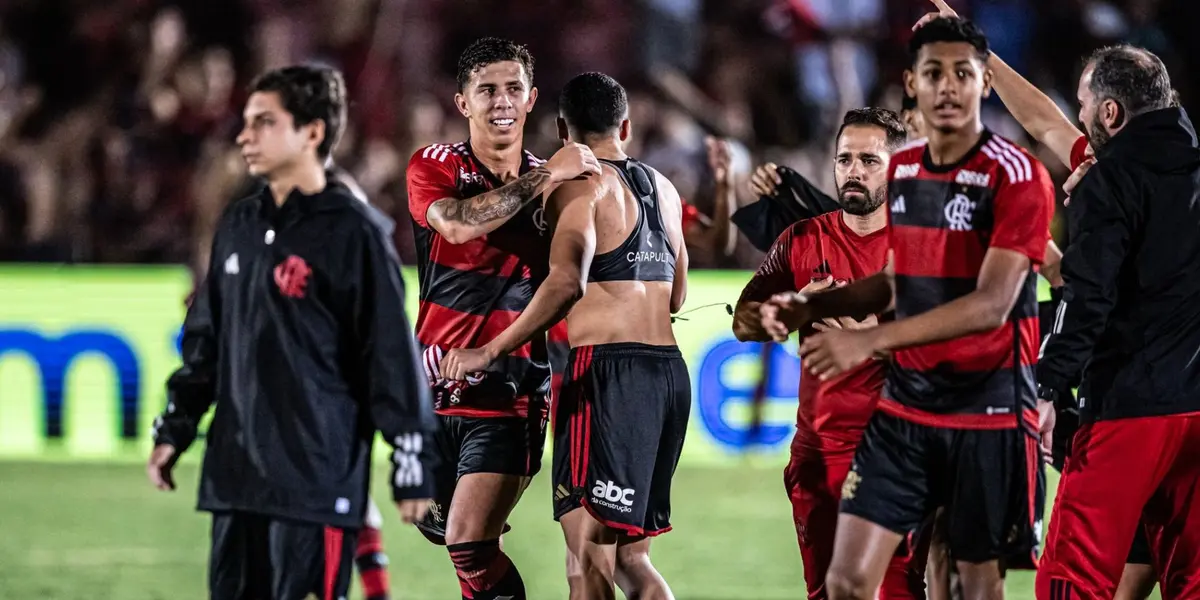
[470,136,524,181]
[841,207,887,237]
[586,137,626,162]
[268,163,327,206]
[927,121,984,167]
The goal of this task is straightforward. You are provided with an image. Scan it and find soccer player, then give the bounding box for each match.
[732,107,925,600]
[405,38,600,600]
[147,65,435,600]
[1034,46,1200,600]
[759,17,1054,600]
[912,4,1155,596]
[441,71,689,600]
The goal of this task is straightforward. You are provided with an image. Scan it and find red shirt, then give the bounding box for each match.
[738,211,890,455]
[406,141,552,418]
[884,131,1053,429]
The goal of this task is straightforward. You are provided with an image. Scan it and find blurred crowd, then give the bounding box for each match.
[0,0,1195,274]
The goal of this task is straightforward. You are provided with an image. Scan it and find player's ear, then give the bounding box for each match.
[307,119,326,154]
[619,119,631,142]
[903,69,916,100]
[981,63,994,99]
[556,117,570,143]
[527,86,539,112]
[1102,98,1125,130]
[453,93,470,118]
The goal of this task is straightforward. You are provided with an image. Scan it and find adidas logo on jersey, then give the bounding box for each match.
[956,170,991,187]
[893,164,921,179]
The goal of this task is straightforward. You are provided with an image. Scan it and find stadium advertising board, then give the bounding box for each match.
[0,265,1049,464]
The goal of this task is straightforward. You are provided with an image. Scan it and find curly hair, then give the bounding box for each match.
[909,16,989,66]
[456,37,535,92]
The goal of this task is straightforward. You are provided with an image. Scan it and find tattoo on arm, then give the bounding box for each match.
[434,166,552,226]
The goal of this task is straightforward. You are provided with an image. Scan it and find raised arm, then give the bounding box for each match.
[407,143,599,245]
[988,52,1083,169]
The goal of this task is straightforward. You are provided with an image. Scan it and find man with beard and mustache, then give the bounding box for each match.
[1033,45,1200,600]
[733,107,929,600]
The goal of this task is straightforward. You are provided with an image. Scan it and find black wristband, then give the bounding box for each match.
[1037,383,1071,409]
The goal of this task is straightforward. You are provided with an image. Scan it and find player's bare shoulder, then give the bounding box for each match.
[546,167,603,225]
[646,164,683,233]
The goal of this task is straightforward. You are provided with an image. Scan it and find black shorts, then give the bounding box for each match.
[416,409,547,539]
[208,511,356,600]
[840,410,1045,564]
[552,343,691,537]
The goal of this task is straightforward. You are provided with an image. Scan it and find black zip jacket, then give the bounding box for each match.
[152,180,437,528]
[1038,107,1200,423]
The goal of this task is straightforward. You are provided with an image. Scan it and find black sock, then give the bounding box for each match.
[447,539,526,600]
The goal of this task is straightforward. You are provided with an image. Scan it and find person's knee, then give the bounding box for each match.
[826,565,875,600]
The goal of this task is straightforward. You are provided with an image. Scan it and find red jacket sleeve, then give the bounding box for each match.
[990,149,1054,265]
[1069,135,1091,171]
[406,146,458,229]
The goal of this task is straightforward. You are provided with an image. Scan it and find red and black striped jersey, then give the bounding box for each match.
[406,141,551,418]
[884,130,1054,429]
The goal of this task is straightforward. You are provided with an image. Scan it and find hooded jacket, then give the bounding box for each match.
[1038,107,1200,423]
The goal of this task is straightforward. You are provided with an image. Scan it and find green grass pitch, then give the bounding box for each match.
[0,461,1104,599]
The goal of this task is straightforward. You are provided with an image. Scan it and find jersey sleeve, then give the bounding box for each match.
[406,148,458,229]
[990,152,1055,264]
[737,227,798,305]
[1069,135,1091,171]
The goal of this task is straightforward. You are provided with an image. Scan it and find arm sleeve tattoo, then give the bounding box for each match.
[432,166,553,226]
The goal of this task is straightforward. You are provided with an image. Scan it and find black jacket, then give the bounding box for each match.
[1038,107,1200,423]
[730,166,841,251]
[153,180,437,528]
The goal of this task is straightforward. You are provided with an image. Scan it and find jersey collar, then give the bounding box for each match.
[921,129,992,174]
[463,137,534,188]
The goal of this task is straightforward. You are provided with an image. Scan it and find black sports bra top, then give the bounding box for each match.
[587,158,677,284]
